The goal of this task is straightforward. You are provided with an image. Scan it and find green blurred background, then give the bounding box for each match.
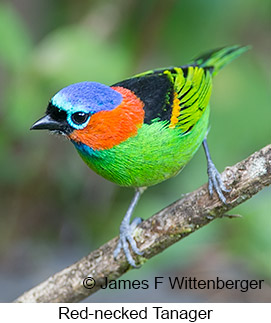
[0,0,270,302]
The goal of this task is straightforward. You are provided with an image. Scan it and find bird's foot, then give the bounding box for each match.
[114,217,143,268]
[207,159,230,204]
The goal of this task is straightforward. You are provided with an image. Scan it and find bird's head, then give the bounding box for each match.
[31,81,122,135]
[31,81,144,150]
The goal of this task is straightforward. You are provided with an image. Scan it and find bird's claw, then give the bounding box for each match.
[114,217,143,268]
[207,160,230,204]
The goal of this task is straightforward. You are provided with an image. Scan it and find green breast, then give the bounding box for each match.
[74,105,210,188]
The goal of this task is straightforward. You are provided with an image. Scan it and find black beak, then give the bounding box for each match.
[30,115,67,131]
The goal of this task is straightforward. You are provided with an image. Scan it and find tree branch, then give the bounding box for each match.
[14,144,271,303]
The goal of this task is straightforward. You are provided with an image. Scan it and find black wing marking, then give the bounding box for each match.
[112,72,175,124]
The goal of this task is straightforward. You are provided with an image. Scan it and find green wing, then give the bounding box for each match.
[130,45,248,133]
[113,65,212,133]
[166,66,212,133]
[114,46,247,133]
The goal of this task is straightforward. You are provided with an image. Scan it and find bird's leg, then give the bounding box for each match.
[114,187,145,268]
[202,138,230,204]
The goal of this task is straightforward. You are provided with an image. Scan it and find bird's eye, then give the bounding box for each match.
[71,112,89,125]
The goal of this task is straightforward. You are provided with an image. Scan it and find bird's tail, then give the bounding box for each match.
[193,45,250,76]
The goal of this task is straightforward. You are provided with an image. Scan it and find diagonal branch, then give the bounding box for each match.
[14,144,271,303]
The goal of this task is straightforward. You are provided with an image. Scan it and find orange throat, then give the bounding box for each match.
[69,86,145,150]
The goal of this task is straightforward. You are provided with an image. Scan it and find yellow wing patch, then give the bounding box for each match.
[169,92,181,128]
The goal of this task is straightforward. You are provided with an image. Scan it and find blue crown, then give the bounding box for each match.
[51,81,122,114]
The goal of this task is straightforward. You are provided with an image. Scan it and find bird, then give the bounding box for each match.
[31,45,249,268]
